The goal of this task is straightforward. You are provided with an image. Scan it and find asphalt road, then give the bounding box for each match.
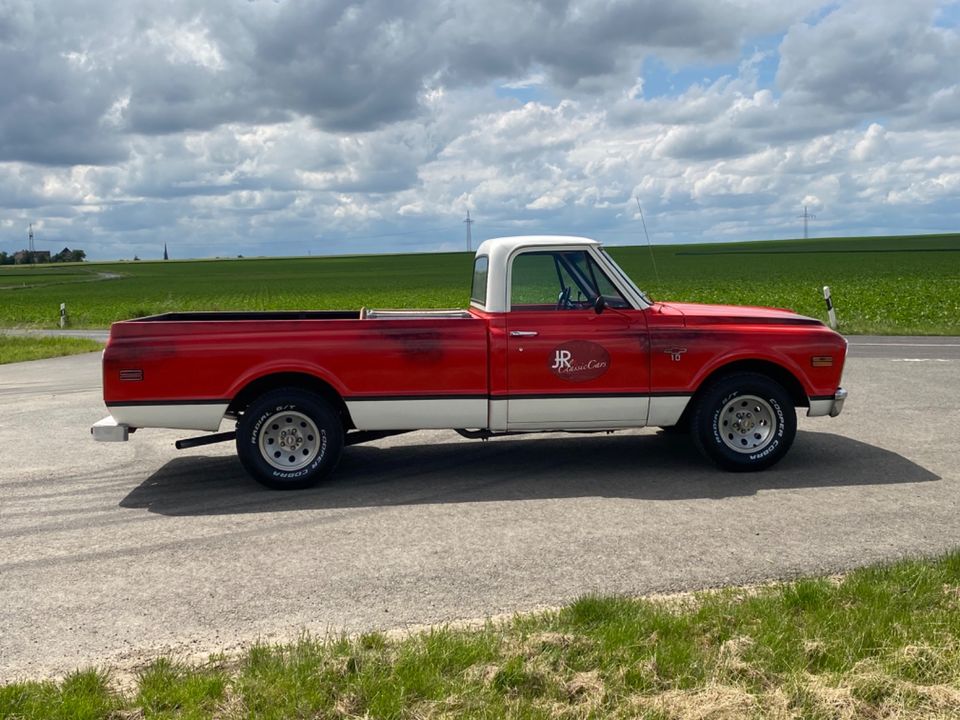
[1,338,958,681]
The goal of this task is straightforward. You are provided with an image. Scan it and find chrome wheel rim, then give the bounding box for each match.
[718,395,776,454]
[258,410,322,471]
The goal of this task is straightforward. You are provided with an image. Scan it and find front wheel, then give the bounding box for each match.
[236,388,344,489]
[691,373,796,472]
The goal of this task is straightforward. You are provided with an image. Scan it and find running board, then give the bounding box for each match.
[344,430,412,446]
[455,428,618,440]
[176,429,407,450]
[175,431,237,450]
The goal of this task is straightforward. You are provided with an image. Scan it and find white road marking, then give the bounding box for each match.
[889,358,953,363]
[851,342,960,347]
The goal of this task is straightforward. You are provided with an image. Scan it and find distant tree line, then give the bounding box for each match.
[0,247,86,265]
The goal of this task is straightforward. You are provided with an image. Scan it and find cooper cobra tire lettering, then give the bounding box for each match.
[691,372,797,472]
[236,389,343,490]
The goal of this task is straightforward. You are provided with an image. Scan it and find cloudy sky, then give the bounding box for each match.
[1,0,958,260]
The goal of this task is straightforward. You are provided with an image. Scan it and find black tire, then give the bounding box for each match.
[691,372,796,472]
[236,388,344,490]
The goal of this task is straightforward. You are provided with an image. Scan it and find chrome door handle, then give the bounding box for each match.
[510,330,539,337]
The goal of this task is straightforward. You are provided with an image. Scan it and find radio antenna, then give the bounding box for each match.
[635,196,660,285]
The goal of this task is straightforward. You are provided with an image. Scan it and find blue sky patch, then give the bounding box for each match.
[640,56,736,98]
[934,2,960,28]
[640,33,783,100]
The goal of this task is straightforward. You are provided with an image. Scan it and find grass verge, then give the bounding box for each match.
[0,336,104,364]
[2,552,959,719]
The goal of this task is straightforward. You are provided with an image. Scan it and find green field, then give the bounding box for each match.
[1,233,957,335]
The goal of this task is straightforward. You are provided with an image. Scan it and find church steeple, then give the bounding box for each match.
[163,243,168,260]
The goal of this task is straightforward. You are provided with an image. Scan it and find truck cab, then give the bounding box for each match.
[470,236,655,432]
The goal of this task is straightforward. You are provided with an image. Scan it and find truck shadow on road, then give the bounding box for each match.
[121,430,940,516]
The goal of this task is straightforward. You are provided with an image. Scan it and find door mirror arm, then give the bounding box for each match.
[593,295,606,315]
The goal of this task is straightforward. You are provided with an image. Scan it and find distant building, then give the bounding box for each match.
[13,250,51,264]
[164,243,169,260]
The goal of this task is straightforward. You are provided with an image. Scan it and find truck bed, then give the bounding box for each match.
[103,310,489,432]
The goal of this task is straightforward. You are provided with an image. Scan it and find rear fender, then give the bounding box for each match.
[225,361,347,400]
[225,362,352,427]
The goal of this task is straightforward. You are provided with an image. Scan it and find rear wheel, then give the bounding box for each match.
[691,373,796,472]
[236,388,343,489]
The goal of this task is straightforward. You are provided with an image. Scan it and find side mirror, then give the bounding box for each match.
[593,296,606,315]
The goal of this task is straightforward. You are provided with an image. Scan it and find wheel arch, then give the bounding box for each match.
[677,358,808,429]
[227,372,354,429]
[698,359,807,405]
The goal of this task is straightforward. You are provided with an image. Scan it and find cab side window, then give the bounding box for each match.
[510,250,630,311]
[511,252,575,309]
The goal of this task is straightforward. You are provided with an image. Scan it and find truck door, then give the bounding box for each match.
[503,249,650,430]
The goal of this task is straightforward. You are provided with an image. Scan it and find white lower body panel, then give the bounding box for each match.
[647,396,691,427]
[346,398,488,430]
[108,403,229,432]
[346,395,692,433]
[506,396,649,430]
[505,395,690,430]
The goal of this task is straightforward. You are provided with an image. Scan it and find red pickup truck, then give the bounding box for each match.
[93,236,847,489]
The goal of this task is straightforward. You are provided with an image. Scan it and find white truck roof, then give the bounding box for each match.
[472,235,647,313]
[474,235,599,264]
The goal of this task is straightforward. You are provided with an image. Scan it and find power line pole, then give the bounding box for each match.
[464,210,474,251]
[28,223,35,253]
[798,205,816,239]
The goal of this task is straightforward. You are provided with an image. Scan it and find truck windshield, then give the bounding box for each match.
[598,248,652,304]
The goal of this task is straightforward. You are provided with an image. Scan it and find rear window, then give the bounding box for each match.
[470,255,489,307]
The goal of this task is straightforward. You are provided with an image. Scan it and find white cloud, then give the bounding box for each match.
[500,73,546,90]
[0,0,958,258]
[777,0,960,124]
[850,123,890,162]
[526,194,567,210]
[145,20,225,71]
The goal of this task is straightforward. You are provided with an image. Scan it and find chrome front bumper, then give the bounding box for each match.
[91,415,130,442]
[807,388,847,418]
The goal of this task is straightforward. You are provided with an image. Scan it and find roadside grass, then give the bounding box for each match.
[0,233,957,335]
[0,336,104,364]
[2,552,959,719]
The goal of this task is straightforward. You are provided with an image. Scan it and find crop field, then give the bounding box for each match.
[0,233,957,335]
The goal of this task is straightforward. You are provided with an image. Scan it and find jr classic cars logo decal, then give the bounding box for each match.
[549,341,610,382]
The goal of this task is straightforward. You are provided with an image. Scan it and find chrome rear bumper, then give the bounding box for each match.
[91,415,129,442]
